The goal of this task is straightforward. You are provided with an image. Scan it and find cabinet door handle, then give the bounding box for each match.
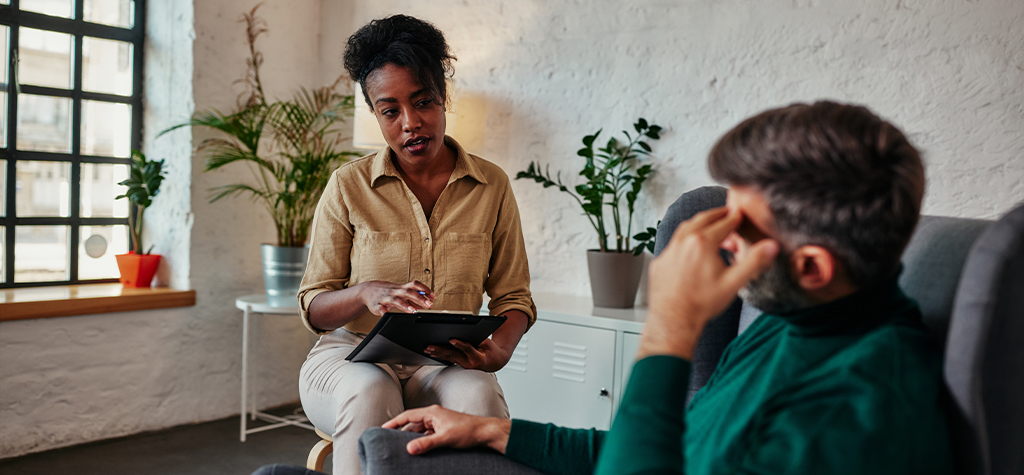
[599,388,609,397]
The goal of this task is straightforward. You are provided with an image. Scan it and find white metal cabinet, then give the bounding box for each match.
[494,293,647,431]
[497,320,617,429]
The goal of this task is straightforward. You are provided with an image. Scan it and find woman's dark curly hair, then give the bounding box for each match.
[344,14,456,110]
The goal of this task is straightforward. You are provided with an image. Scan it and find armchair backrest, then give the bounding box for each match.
[943,203,1024,475]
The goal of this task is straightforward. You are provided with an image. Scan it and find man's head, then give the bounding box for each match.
[710,101,925,311]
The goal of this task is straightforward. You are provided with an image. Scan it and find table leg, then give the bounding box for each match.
[240,304,250,442]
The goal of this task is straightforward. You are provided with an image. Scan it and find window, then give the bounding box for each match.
[0,0,143,288]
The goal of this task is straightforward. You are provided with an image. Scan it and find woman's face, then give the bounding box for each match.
[364,64,447,167]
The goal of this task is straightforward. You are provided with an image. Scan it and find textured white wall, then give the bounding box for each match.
[336,0,1024,298]
[0,0,322,458]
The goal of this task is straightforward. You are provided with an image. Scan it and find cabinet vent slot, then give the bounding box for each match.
[553,373,586,383]
[553,349,586,359]
[552,364,585,375]
[552,340,587,383]
[506,337,529,371]
[553,357,585,367]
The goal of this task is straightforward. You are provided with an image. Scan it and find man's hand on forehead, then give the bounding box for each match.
[639,207,779,360]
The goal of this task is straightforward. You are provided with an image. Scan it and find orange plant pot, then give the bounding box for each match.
[115,251,162,288]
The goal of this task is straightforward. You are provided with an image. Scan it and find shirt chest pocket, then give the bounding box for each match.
[351,232,412,285]
[442,233,491,294]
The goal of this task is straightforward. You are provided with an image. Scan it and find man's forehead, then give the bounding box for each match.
[726,186,777,241]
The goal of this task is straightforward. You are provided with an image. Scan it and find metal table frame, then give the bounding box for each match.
[236,294,315,441]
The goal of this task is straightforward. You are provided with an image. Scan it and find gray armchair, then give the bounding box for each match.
[355,186,1024,475]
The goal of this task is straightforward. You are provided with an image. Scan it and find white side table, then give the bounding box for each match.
[236,294,315,441]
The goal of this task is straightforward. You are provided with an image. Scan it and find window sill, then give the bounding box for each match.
[0,284,197,322]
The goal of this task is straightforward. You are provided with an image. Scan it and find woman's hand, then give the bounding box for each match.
[360,281,436,316]
[382,404,512,455]
[424,309,528,372]
[424,337,513,372]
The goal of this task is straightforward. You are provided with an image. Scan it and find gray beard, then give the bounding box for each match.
[738,251,815,315]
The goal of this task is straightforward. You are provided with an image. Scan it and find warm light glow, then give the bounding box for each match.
[352,82,387,151]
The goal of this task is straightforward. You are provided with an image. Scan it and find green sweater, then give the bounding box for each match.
[505,280,952,474]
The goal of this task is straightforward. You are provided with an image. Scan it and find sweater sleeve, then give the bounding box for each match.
[594,355,692,475]
[505,419,606,475]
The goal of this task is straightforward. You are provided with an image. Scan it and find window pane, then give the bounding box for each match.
[16,160,70,217]
[83,37,133,96]
[81,163,128,218]
[17,94,72,153]
[0,226,5,283]
[19,28,73,89]
[20,0,75,19]
[0,26,8,149]
[85,0,134,29]
[15,225,69,282]
[0,159,6,217]
[81,101,131,157]
[79,224,128,280]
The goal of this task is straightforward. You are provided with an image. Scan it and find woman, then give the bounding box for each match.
[296,14,536,474]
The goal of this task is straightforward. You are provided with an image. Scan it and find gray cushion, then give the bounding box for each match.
[359,428,542,475]
[900,215,992,348]
[944,202,1024,475]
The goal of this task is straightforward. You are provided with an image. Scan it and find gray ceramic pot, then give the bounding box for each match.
[586,250,645,308]
[261,244,309,307]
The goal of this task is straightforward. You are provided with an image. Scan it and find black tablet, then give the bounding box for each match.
[345,311,507,366]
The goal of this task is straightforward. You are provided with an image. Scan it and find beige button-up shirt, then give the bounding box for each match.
[298,136,536,335]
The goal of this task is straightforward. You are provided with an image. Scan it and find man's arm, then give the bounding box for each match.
[383,407,606,475]
[594,208,778,475]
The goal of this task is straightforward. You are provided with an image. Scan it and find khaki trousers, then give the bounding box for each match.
[299,329,509,475]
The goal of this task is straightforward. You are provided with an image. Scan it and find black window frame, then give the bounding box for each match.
[0,0,145,288]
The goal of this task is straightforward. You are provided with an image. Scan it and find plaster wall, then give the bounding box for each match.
[0,0,324,458]
[335,0,1024,299]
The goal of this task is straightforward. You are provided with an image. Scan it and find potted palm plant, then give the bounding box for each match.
[517,119,662,308]
[115,150,166,288]
[164,6,360,306]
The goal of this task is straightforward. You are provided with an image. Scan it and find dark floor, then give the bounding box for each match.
[0,404,333,475]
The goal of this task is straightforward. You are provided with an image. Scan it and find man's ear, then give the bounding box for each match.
[789,245,836,291]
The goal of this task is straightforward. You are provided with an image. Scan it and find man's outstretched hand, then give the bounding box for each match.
[640,207,779,360]
[382,405,512,455]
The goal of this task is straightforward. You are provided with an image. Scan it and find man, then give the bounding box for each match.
[375,101,952,475]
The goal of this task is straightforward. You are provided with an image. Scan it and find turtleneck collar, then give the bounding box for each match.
[769,269,919,337]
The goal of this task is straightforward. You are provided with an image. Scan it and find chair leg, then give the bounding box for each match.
[307,439,333,471]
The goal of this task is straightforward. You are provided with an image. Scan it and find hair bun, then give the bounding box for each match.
[344,15,456,108]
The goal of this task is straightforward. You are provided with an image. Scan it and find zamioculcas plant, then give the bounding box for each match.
[517,119,663,255]
[116,150,165,254]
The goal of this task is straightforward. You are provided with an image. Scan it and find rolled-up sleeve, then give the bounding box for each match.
[297,171,353,335]
[485,177,537,328]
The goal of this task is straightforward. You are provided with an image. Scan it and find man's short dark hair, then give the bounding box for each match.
[708,101,925,287]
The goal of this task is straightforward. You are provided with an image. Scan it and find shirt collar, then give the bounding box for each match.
[370,135,488,187]
[770,267,920,336]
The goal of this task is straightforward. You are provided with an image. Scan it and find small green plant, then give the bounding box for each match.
[116,150,165,255]
[162,5,360,247]
[517,119,662,255]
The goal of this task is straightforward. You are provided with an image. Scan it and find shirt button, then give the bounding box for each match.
[424,268,431,274]
[425,237,430,242]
